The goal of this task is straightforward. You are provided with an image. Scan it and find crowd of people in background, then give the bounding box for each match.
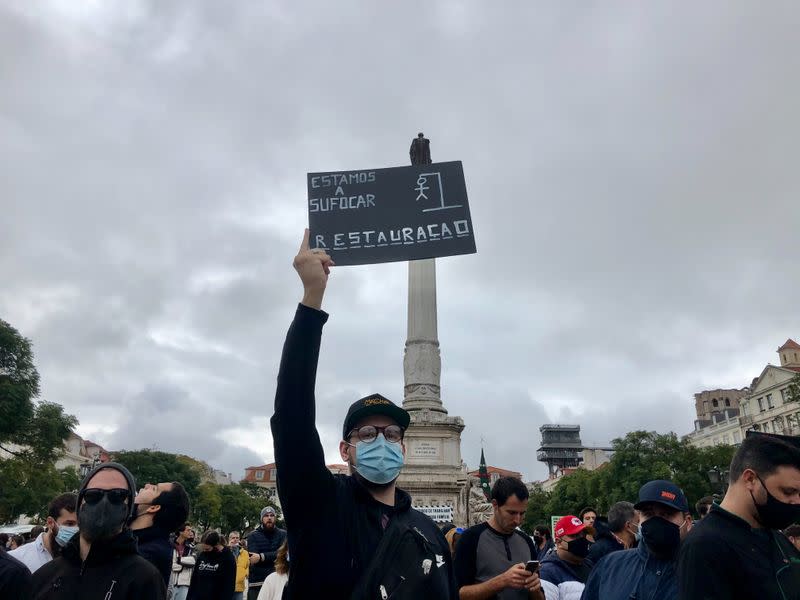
[2,235,800,599]
[0,462,289,600]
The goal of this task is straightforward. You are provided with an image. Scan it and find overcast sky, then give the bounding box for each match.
[2,1,799,482]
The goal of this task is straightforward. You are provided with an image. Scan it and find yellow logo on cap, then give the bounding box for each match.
[365,397,390,406]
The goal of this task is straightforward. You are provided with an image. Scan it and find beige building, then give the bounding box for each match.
[739,339,800,436]
[693,388,748,424]
[686,339,800,447]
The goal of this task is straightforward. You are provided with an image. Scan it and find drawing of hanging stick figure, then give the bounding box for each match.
[415,174,429,201]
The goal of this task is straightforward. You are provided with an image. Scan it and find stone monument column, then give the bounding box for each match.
[399,132,468,525]
[403,258,446,413]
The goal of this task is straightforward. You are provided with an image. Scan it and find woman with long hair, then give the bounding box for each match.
[256,540,288,600]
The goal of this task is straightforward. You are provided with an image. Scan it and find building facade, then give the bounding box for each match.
[686,339,800,447]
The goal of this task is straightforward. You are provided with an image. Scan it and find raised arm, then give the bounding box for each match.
[270,230,336,525]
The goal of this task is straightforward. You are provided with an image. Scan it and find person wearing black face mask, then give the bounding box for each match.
[539,515,592,599]
[30,463,166,600]
[679,431,800,600]
[583,480,692,600]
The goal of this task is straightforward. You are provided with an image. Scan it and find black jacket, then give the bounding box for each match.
[31,529,167,600]
[270,304,457,600]
[246,525,286,584]
[132,526,173,586]
[679,503,800,599]
[586,528,625,566]
[0,547,32,600]
[186,548,236,600]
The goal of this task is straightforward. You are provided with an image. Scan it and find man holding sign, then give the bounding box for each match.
[270,230,457,600]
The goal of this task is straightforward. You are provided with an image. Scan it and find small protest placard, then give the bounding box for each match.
[307,161,476,266]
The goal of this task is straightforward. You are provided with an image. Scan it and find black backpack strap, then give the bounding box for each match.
[350,510,415,600]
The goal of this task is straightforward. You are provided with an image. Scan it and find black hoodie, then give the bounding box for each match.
[186,547,236,600]
[270,304,457,599]
[30,529,166,600]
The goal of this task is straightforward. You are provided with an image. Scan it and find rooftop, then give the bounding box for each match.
[779,339,800,351]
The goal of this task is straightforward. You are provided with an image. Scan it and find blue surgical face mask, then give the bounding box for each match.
[353,434,404,485]
[55,525,79,547]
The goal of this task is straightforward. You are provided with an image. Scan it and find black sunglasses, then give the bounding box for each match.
[83,488,131,505]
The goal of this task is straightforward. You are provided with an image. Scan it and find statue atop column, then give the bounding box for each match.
[410,132,432,165]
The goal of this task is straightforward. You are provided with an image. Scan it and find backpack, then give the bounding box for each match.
[350,511,448,600]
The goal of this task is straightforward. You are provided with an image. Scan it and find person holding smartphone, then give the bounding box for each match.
[453,477,544,599]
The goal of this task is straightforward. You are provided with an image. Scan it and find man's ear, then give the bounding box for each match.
[339,441,350,463]
[742,468,758,490]
[146,504,161,515]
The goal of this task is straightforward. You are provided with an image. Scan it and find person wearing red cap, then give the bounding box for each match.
[582,479,692,600]
[538,515,591,600]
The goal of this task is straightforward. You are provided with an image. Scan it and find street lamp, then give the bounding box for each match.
[708,466,729,494]
[79,455,100,480]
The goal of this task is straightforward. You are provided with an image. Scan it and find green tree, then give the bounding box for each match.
[787,373,800,404]
[59,466,82,493]
[544,431,739,518]
[0,319,39,441]
[193,482,222,530]
[0,320,78,522]
[112,449,203,504]
[522,483,552,534]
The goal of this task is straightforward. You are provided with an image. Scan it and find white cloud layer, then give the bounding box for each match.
[2,1,798,481]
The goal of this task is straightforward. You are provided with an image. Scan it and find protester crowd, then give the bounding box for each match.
[2,231,800,599]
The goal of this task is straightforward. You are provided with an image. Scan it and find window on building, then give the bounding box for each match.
[742,403,749,416]
[788,415,795,432]
[491,473,500,483]
[753,423,761,431]
[703,400,709,413]
[725,398,731,407]
[712,399,718,408]
[781,388,789,402]
[767,394,774,409]
[270,468,277,480]
[723,434,730,444]
[758,397,765,411]
[255,470,264,480]
[733,431,741,443]
[775,417,784,432]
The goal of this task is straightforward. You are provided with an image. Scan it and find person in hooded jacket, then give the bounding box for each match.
[581,480,692,600]
[30,462,166,600]
[186,531,236,600]
[269,230,457,599]
[585,501,639,567]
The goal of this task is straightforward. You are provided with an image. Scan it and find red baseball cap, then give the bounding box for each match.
[554,515,586,537]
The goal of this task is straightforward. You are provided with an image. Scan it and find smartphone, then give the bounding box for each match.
[525,560,540,574]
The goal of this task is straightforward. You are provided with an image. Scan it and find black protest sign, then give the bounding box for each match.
[307,161,476,266]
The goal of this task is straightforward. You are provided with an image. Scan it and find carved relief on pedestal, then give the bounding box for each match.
[403,342,441,387]
[467,476,494,526]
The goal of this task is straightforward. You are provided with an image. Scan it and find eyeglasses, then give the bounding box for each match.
[83,488,131,505]
[347,425,404,443]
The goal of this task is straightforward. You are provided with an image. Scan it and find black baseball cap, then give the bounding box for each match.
[634,479,689,513]
[342,393,410,440]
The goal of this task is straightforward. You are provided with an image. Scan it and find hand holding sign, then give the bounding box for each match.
[294,228,334,310]
[307,161,476,265]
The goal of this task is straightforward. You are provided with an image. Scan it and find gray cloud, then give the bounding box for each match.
[2,1,799,482]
